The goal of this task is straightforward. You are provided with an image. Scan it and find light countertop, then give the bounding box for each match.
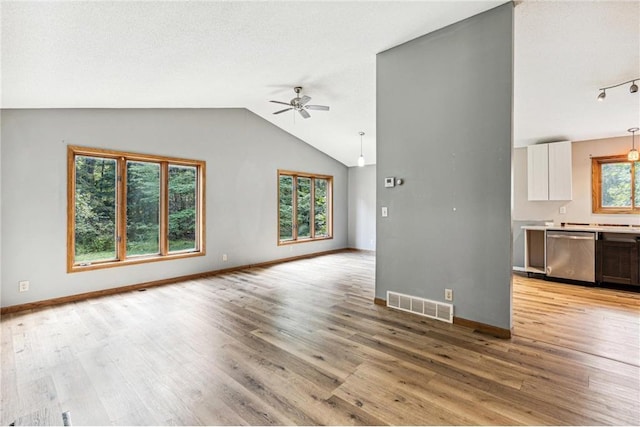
[522,224,640,234]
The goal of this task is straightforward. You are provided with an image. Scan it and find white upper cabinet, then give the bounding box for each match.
[527,144,549,201]
[548,141,572,200]
[527,141,572,201]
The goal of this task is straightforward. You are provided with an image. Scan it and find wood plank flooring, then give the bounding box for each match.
[1,251,639,425]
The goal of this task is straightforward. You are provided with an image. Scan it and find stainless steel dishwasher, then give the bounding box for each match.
[546,230,596,282]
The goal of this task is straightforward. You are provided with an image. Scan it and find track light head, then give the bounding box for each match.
[631,81,638,93]
[597,90,606,101]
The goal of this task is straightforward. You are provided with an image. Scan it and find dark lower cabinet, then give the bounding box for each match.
[596,233,639,286]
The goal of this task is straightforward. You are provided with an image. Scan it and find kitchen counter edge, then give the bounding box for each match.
[521,225,640,234]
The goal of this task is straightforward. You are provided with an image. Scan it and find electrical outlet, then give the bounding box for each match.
[222,254,228,262]
[19,280,29,292]
[444,288,453,301]
[559,206,567,214]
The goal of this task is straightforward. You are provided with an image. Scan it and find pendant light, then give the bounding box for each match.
[357,131,365,167]
[628,127,639,161]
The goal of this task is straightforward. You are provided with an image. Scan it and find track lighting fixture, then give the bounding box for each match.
[357,131,365,167]
[597,78,639,101]
[628,127,639,162]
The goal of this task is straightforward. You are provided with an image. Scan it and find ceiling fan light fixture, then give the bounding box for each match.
[269,87,330,119]
[628,127,639,161]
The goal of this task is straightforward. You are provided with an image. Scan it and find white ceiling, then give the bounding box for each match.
[2,1,639,166]
[515,1,640,147]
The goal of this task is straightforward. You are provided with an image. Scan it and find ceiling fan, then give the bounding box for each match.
[270,86,330,119]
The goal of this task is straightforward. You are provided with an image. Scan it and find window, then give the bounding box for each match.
[592,155,639,214]
[278,170,332,244]
[68,146,205,272]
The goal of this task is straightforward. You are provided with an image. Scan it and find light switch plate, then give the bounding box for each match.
[381,207,388,217]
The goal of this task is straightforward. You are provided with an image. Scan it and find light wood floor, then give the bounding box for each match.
[1,251,639,425]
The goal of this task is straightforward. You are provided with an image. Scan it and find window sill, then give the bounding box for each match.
[592,209,640,215]
[278,236,333,246]
[68,250,205,273]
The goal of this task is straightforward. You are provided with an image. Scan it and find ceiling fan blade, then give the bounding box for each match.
[298,109,311,119]
[270,100,292,106]
[299,95,311,105]
[273,108,293,115]
[305,105,329,111]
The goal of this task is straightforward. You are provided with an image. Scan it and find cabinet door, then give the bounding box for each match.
[527,144,549,201]
[549,141,572,200]
[637,238,640,286]
[596,235,639,286]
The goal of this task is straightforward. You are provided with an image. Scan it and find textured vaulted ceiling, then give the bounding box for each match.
[515,1,640,147]
[2,1,639,166]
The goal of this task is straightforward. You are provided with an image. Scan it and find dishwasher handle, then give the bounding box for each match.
[546,234,594,241]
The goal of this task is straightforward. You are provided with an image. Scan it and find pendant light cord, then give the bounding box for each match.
[628,127,639,161]
[630,127,639,149]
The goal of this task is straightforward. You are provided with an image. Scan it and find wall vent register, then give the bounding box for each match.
[386,291,453,323]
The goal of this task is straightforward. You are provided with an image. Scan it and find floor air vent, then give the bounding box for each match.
[386,291,453,323]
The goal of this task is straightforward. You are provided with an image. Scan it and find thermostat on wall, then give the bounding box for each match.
[384,177,395,188]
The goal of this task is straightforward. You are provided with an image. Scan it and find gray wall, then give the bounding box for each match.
[376,4,513,330]
[1,108,348,308]
[0,113,3,308]
[347,165,376,250]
